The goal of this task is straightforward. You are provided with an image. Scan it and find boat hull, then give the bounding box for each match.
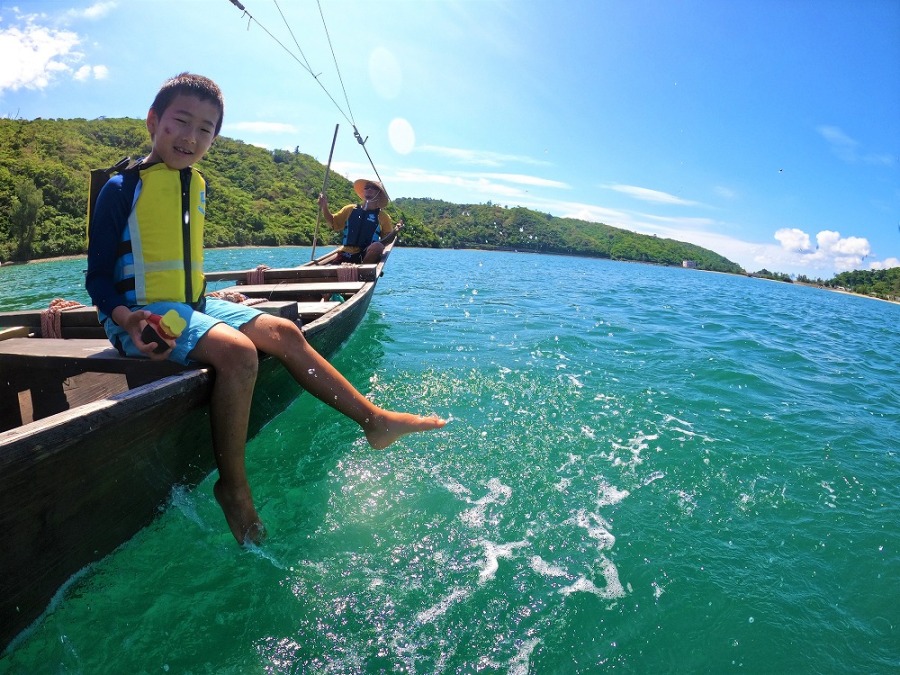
[0,246,384,651]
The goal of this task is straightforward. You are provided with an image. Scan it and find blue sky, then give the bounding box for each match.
[2,0,898,277]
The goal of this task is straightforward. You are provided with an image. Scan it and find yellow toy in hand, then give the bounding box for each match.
[142,309,186,354]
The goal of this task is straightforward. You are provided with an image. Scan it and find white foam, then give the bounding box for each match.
[554,477,572,492]
[567,374,584,388]
[416,586,470,624]
[529,555,569,578]
[507,638,541,675]
[478,539,529,583]
[459,478,512,528]
[609,431,659,469]
[662,414,692,428]
[442,476,472,499]
[2,563,93,656]
[169,484,206,529]
[597,479,630,507]
[676,490,697,516]
[652,581,666,600]
[642,470,665,486]
[557,453,581,471]
[569,509,616,550]
[559,555,625,599]
[242,542,286,570]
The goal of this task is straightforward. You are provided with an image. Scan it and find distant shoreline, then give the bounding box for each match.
[3,249,897,306]
[749,274,900,306]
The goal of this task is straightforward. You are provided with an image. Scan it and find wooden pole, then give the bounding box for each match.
[311,123,340,261]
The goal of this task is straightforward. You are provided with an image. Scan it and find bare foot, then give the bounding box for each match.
[363,411,447,450]
[213,479,267,546]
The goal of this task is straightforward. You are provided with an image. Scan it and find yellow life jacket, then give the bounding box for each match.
[124,163,206,305]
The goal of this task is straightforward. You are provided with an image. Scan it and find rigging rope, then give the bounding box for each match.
[313,0,356,128]
[225,0,387,188]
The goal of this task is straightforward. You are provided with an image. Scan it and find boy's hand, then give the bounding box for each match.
[116,307,174,358]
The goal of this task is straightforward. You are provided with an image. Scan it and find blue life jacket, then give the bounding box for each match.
[344,207,381,248]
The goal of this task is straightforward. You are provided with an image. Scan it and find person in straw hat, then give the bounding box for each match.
[318,178,394,264]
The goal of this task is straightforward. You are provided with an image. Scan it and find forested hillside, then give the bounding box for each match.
[826,267,900,301]
[391,198,743,272]
[0,117,354,260]
[0,117,746,274]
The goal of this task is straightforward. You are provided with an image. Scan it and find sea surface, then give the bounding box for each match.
[1,247,898,674]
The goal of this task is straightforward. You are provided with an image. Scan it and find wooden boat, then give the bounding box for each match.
[0,240,395,651]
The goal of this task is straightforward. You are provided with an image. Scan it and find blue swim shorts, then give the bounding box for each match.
[104,297,264,366]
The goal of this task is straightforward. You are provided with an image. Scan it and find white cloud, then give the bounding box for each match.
[330,159,885,278]
[774,227,813,253]
[772,227,872,274]
[817,125,896,167]
[601,183,699,206]
[0,22,82,92]
[715,185,737,200]
[473,173,569,190]
[869,257,900,271]
[225,121,298,134]
[815,230,870,258]
[817,125,857,161]
[70,2,117,21]
[73,64,108,82]
[417,144,550,167]
[0,7,112,93]
[390,167,530,199]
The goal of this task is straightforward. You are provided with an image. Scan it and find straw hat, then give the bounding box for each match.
[353,178,389,209]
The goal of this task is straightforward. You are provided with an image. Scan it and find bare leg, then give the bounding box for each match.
[362,241,385,264]
[190,324,266,545]
[243,315,446,447]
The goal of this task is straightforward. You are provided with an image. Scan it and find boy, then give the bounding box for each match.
[86,73,445,545]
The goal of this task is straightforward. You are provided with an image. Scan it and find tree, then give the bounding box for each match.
[8,178,42,261]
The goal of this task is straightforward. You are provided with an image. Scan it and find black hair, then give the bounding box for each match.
[149,72,225,136]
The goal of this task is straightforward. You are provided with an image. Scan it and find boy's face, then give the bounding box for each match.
[145,93,220,170]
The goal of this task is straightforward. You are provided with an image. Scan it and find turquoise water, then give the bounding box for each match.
[1,248,898,674]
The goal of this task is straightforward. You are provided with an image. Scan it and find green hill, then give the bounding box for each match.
[0,116,743,272]
[390,198,743,272]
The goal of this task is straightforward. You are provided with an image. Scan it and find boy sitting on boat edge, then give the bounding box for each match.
[85,72,446,546]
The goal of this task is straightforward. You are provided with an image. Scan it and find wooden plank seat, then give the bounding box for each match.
[295,301,341,322]
[0,337,190,375]
[0,306,107,339]
[0,326,31,341]
[216,281,366,301]
[0,298,336,430]
[0,301,300,338]
[205,263,379,284]
[0,338,195,429]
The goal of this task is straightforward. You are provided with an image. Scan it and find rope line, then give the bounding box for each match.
[225,0,389,185]
[226,0,353,127]
[315,0,356,127]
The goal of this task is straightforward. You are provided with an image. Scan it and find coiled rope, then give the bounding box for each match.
[40,298,85,338]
